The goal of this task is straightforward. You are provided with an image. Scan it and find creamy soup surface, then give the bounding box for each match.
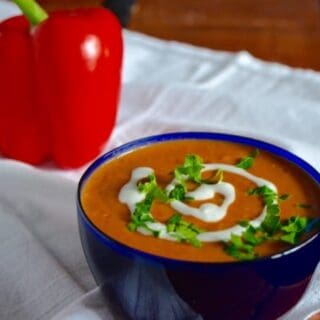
[81,140,320,262]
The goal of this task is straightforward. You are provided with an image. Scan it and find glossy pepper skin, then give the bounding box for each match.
[0,8,122,168]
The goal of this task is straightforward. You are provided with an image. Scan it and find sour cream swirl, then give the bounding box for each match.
[119,164,277,243]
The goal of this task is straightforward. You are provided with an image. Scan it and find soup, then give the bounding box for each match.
[81,140,320,262]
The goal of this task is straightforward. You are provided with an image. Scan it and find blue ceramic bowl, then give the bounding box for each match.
[77,132,320,320]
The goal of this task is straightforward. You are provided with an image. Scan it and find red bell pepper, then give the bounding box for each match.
[0,0,122,168]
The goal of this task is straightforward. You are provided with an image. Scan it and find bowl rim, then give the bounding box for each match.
[77,131,320,268]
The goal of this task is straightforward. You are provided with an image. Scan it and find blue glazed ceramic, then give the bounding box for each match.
[77,132,320,320]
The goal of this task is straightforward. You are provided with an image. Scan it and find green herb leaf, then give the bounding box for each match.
[261,204,280,234]
[127,222,138,232]
[173,168,187,189]
[224,214,320,261]
[280,233,298,245]
[223,222,269,261]
[277,216,309,244]
[238,220,250,228]
[166,214,204,247]
[248,185,277,206]
[224,234,257,261]
[247,185,281,234]
[169,184,186,201]
[267,204,280,215]
[242,225,266,246]
[279,194,290,201]
[138,174,156,193]
[236,149,259,170]
[175,155,204,184]
[128,194,155,231]
[138,174,169,202]
[128,174,169,231]
[281,216,308,233]
[153,187,169,202]
[248,186,290,208]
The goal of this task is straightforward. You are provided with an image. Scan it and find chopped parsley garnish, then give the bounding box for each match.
[224,222,268,261]
[127,194,154,232]
[170,155,205,199]
[279,194,290,201]
[174,154,204,184]
[247,185,277,205]
[247,185,292,234]
[138,174,169,202]
[224,184,319,261]
[242,225,266,246]
[236,149,259,170]
[169,184,186,201]
[125,153,319,260]
[166,214,204,247]
[137,173,157,193]
[224,234,257,261]
[128,174,168,232]
[224,215,320,261]
[261,203,280,234]
[278,216,309,244]
[248,186,289,206]
[247,185,281,233]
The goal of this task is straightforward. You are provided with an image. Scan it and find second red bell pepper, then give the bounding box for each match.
[0,0,122,168]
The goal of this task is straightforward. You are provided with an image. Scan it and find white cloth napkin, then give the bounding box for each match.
[1,1,320,319]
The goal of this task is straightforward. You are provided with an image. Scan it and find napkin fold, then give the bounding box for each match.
[0,161,95,319]
[1,1,320,319]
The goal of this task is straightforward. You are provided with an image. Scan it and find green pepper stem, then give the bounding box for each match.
[12,0,48,26]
